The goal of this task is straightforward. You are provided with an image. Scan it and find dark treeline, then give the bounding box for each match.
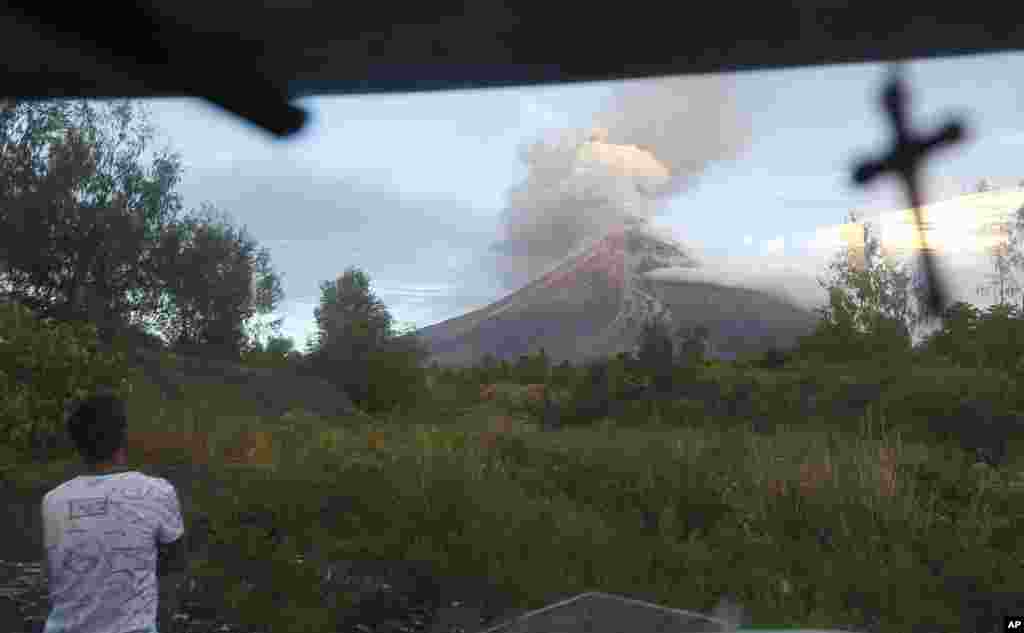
[0,99,284,359]
[0,99,428,416]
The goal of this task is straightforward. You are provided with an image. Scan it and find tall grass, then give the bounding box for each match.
[14,362,1024,632]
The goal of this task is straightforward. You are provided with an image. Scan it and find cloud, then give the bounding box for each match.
[172,156,501,337]
[743,234,753,246]
[491,74,751,290]
[643,252,829,313]
[804,225,846,253]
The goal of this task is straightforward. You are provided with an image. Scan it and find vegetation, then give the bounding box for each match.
[5,102,1024,632]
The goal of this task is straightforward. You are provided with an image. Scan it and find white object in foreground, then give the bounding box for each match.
[478,592,865,633]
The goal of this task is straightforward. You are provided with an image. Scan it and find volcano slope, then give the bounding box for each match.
[417,224,820,366]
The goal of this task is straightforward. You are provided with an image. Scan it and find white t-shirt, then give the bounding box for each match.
[41,471,184,633]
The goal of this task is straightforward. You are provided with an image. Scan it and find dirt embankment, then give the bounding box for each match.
[107,343,362,421]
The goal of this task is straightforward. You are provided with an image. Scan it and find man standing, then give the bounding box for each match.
[41,390,187,633]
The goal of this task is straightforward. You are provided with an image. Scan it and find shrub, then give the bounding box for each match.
[0,300,140,459]
[563,361,612,426]
[756,347,791,370]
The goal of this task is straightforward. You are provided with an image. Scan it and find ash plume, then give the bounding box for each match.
[490,74,751,289]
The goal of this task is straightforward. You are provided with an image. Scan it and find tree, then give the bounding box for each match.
[265,335,295,357]
[242,334,296,368]
[149,204,284,360]
[974,303,1024,373]
[308,267,392,361]
[916,301,980,366]
[305,266,428,412]
[797,211,922,363]
[480,352,499,383]
[567,359,611,424]
[635,316,675,393]
[675,324,710,367]
[0,99,205,347]
[536,347,551,382]
[0,104,152,333]
[514,355,531,382]
[976,207,1022,307]
[551,359,574,388]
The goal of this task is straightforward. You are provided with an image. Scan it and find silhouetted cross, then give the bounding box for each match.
[852,65,967,319]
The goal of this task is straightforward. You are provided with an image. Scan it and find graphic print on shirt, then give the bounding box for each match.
[42,472,183,633]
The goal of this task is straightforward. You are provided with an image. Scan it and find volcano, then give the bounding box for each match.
[417,223,819,366]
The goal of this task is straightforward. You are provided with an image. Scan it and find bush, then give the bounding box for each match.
[305,334,430,416]
[756,347,791,370]
[360,338,431,414]
[563,361,612,427]
[0,300,140,459]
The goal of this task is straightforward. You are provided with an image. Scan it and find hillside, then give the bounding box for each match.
[417,223,819,366]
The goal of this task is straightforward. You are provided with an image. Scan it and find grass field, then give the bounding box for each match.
[7,352,1024,633]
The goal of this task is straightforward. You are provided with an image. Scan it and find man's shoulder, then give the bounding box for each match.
[123,472,181,502]
[44,471,177,501]
[123,470,175,489]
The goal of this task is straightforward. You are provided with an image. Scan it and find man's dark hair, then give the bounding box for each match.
[66,390,128,464]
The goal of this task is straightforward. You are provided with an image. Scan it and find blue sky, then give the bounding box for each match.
[140,51,1024,350]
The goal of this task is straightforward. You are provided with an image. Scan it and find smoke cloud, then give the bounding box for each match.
[490,75,751,289]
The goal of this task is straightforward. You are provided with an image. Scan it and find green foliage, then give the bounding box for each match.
[305,267,429,414]
[1,100,181,341]
[184,481,343,631]
[973,303,1024,373]
[797,286,913,364]
[564,360,612,426]
[918,302,1024,374]
[755,347,792,370]
[0,300,140,458]
[677,324,711,367]
[514,347,551,384]
[0,99,285,362]
[358,334,431,414]
[241,335,298,369]
[636,317,675,392]
[796,212,920,365]
[154,204,284,360]
[975,198,1023,307]
[14,344,1024,631]
[917,301,981,367]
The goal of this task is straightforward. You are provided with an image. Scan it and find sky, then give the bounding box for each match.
[138,51,1024,351]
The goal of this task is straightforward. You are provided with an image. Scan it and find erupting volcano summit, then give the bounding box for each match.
[417,223,818,366]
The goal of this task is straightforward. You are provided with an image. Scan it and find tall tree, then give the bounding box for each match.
[0,99,189,343]
[307,267,393,401]
[635,316,675,392]
[306,267,429,411]
[151,204,283,360]
[0,98,283,362]
[309,267,392,359]
[974,302,1024,373]
[918,301,981,366]
[799,211,924,362]
[675,324,710,366]
[976,206,1022,307]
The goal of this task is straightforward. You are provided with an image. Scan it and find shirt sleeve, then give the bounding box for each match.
[40,496,50,583]
[154,480,185,545]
